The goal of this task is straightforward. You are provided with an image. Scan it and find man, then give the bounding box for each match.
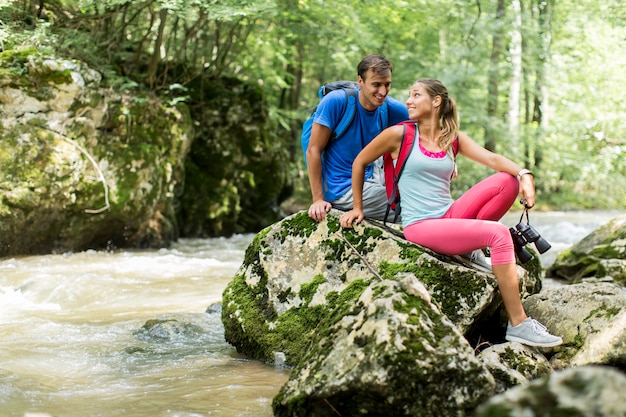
[306,54,409,222]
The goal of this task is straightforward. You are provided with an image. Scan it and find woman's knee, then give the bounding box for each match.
[492,171,518,189]
[491,222,515,265]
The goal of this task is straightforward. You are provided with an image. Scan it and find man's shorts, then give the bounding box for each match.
[332,157,398,222]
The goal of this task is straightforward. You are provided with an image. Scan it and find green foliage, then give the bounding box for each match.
[1,0,624,212]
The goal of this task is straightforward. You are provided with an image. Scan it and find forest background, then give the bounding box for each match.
[2,0,625,213]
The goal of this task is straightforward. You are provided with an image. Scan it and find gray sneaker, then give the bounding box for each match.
[454,249,492,272]
[506,317,563,347]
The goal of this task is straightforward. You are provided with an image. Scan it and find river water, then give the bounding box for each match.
[0,210,622,417]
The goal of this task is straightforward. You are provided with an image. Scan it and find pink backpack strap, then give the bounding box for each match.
[383,121,417,224]
[384,121,416,201]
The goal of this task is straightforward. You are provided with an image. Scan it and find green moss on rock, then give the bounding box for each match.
[278,212,318,242]
[299,275,327,305]
[222,271,371,364]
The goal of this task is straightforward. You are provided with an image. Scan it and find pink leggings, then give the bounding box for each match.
[403,173,518,265]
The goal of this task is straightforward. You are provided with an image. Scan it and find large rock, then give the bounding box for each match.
[0,50,291,256]
[0,49,192,255]
[221,210,626,415]
[522,282,626,369]
[273,275,496,417]
[546,214,626,286]
[221,210,545,416]
[475,366,626,417]
[222,210,541,365]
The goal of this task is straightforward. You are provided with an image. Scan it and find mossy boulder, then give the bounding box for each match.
[222,210,542,365]
[0,49,292,256]
[546,214,626,286]
[522,282,626,369]
[221,209,547,416]
[0,50,192,255]
[475,366,626,417]
[273,275,496,417]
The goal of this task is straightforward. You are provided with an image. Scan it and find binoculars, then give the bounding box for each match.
[509,207,551,263]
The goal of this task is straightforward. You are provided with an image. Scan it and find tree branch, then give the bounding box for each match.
[335,232,382,281]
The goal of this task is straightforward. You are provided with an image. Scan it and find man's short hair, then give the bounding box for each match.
[357,54,393,80]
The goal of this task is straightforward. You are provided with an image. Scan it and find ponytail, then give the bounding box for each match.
[415,79,459,152]
[439,96,458,151]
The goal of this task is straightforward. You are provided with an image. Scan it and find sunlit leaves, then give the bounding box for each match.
[2,0,624,208]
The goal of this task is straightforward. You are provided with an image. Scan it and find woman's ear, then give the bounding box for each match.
[432,95,442,108]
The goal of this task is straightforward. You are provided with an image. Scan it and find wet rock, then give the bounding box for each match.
[135,318,204,340]
[205,303,222,314]
[222,210,541,366]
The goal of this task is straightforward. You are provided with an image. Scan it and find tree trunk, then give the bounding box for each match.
[146,8,168,88]
[532,0,554,169]
[508,0,522,144]
[485,0,507,152]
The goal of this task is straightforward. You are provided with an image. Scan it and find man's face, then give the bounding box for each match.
[357,69,391,111]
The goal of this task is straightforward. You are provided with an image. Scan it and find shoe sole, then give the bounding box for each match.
[505,335,563,347]
[451,255,492,274]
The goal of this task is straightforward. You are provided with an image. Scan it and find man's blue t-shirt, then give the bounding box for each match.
[314,89,408,201]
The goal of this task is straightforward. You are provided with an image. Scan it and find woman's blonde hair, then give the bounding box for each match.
[415,79,459,151]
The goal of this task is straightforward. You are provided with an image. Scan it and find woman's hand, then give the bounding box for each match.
[340,209,364,228]
[518,175,536,208]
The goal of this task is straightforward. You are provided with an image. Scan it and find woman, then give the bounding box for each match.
[339,78,562,347]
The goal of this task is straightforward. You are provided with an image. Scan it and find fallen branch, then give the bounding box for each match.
[335,232,382,281]
[323,399,343,417]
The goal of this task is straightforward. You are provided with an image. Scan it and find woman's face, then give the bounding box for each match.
[406,83,435,120]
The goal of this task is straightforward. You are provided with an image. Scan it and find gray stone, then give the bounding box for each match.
[222,210,541,366]
[273,275,496,417]
[522,282,626,369]
[475,365,626,417]
[221,209,546,416]
[547,214,626,286]
[477,342,553,394]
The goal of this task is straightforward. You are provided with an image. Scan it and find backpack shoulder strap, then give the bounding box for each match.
[379,98,389,130]
[451,135,459,157]
[332,88,358,141]
[395,121,417,181]
[384,121,417,200]
[383,121,418,225]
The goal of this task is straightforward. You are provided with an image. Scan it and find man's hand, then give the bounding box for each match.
[308,200,332,222]
[339,209,364,229]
